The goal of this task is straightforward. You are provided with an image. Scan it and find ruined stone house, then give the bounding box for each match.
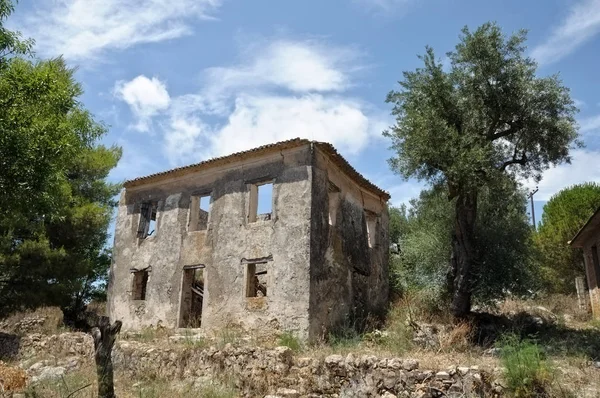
[570,206,600,319]
[107,139,390,340]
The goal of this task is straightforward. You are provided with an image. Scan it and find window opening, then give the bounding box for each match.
[180,265,204,327]
[246,263,267,297]
[365,212,378,248]
[189,194,211,231]
[328,183,340,226]
[137,202,158,238]
[132,270,149,300]
[593,246,600,288]
[248,181,273,222]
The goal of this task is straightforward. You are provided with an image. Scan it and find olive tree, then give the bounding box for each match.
[385,23,579,317]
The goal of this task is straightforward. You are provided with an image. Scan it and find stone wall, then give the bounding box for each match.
[113,341,497,397]
[8,332,500,397]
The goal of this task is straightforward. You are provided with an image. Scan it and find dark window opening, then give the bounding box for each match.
[592,246,600,288]
[248,181,273,222]
[132,270,149,300]
[180,266,204,327]
[246,263,267,297]
[137,202,158,239]
[189,194,211,231]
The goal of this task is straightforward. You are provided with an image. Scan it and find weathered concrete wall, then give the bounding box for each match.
[582,240,600,319]
[308,147,389,339]
[109,146,313,337]
[109,142,389,340]
[108,191,185,330]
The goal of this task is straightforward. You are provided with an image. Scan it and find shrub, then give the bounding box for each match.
[498,334,553,397]
[277,331,302,352]
[328,324,362,350]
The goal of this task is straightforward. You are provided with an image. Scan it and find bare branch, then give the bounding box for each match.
[499,152,528,171]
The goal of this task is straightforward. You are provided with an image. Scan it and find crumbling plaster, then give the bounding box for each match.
[108,142,389,340]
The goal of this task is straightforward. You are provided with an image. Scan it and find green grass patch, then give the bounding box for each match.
[277,331,302,352]
[498,334,553,398]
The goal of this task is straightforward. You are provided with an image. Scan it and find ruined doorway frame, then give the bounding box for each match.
[178,264,206,328]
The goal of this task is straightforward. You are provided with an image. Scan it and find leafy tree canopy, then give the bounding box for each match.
[385,22,579,316]
[391,178,535,305]
[0,1,121,316]
[535,183,600,293]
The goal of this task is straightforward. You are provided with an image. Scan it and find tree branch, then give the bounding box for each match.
[488,120,523,141]
[499,151,528,171]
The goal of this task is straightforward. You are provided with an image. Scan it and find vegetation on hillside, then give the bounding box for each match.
[535,183,600,293]
[0,0,121,318]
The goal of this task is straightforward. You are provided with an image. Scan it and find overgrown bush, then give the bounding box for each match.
[498,334,553,397]
[390,179,537,307]
[277,331,302,352]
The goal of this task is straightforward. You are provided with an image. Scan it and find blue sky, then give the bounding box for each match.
[9,0,600,224]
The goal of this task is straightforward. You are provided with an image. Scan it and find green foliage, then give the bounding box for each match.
[0,0,33,63]
[328,323,363,350]
[0,4,121,316]
[277,331,302,352]
[391,187,452,295]
[499,334,553,398]
[392,179,536,304]
[388,205,407,244]
[385,22,578,313]
[385,22,578,190]
[474,178,536,302]
[535,183,600,293]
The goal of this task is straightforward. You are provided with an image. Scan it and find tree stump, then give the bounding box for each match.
[91,316,122,398]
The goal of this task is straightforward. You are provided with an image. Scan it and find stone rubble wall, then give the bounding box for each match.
[115,340,499,397]
[8,333,501,397]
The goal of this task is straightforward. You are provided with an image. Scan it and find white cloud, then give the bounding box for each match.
[114,76,171,132]
[164,117,210,165]
[158,39,387,165]
[17,0,222,61]
[524,149,600,201]
[531,0,600,65]
[207,94,379,159]
[580,114,600,135]
[113,38,387,166]
[194,40,359,115]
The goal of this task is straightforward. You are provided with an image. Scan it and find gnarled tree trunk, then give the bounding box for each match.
[92,316,122,398]
[449,190,478,318]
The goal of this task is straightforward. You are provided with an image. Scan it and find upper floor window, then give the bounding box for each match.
[328,182,341,226]
[137,202,157,239]
[189,194,211,231]
[248,181,273,223]
[365,211,378,248]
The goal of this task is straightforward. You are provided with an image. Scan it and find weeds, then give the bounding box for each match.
[498,334,553,397]
[277,331,302,352]
[328,324,362,350]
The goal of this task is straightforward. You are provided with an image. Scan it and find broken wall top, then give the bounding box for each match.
[123,138,390,201]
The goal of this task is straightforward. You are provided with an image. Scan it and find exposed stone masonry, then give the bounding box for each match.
[6,332,500,397]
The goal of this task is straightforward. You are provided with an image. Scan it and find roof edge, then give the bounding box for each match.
[123,138,390,201]
[569,206,600,247]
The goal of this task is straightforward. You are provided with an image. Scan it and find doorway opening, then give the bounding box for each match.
[180,265,205,328]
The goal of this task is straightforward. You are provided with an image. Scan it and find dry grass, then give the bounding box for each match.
[498,294,591,324]
[23,363,240,398]
[0,361,28,392]
[0,307,65,336]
